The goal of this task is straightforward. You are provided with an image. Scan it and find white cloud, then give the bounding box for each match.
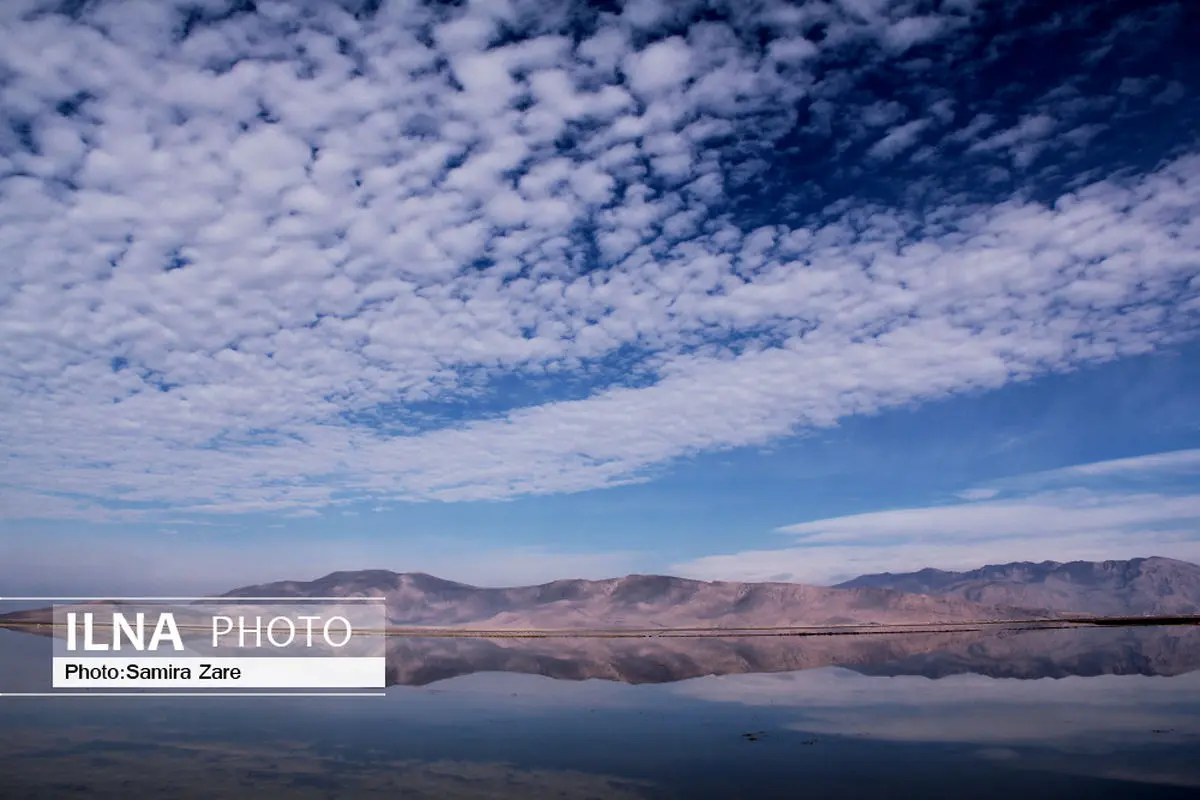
[968,113,1057,168]
[866,118,930,159]
[0,529,640,595]
[883,15,949,53]
[1055,449,1200,477]
[673,529,1200,587]
[775,490,1200,543]
[623,36,693,96]
[975,449,1200,496]
[672,448,1200,584]
[0,0,1197,523]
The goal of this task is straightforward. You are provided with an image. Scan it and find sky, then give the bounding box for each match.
[1,0,1199,594]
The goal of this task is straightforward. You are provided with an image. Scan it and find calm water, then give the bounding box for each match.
[1,625,1199,798]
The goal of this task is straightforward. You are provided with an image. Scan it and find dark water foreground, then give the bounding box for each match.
[1,625,1198,799]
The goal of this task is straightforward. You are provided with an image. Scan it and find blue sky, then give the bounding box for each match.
[1,0,1199,594]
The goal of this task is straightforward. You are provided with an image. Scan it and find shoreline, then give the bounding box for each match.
[2,615,1197,639]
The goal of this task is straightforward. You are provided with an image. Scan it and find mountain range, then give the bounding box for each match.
[222,570,1048,629]
[4,557,1197,633]
[219,556,1200,628]
[834,556,1200,616]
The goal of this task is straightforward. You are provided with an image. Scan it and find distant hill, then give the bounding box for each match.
[835,557,1200,616]
[222,571,1047,629]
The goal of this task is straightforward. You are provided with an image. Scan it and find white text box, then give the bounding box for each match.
[52,657,385,688]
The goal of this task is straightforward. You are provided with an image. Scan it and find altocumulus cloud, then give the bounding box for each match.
[0,0,1198,521]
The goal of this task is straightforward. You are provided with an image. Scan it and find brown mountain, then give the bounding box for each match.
[221,570,1050,629]
[834,556,1200,616]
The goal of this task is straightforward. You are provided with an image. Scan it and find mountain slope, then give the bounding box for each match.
[222,571,1050,629]
[835,557,1200,616]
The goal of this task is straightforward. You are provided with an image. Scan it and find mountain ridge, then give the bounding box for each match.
[833,556,1200,616]
[5,557,1196,632]
[222,570,1053,629]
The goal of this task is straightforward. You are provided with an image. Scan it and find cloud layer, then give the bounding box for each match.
[675,448,1200,584]
[1,0,1198,521]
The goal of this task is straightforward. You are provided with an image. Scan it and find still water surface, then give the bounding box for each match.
[1,626,1198,798]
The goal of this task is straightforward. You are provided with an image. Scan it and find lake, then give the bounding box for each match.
[1,625,1198,798]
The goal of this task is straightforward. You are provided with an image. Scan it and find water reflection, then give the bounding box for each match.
[379,625,1200,685]
[1,625,1198,798]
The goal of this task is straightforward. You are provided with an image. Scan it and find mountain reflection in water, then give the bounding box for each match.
[380,625,1200,685]
[1,625,1198,799]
